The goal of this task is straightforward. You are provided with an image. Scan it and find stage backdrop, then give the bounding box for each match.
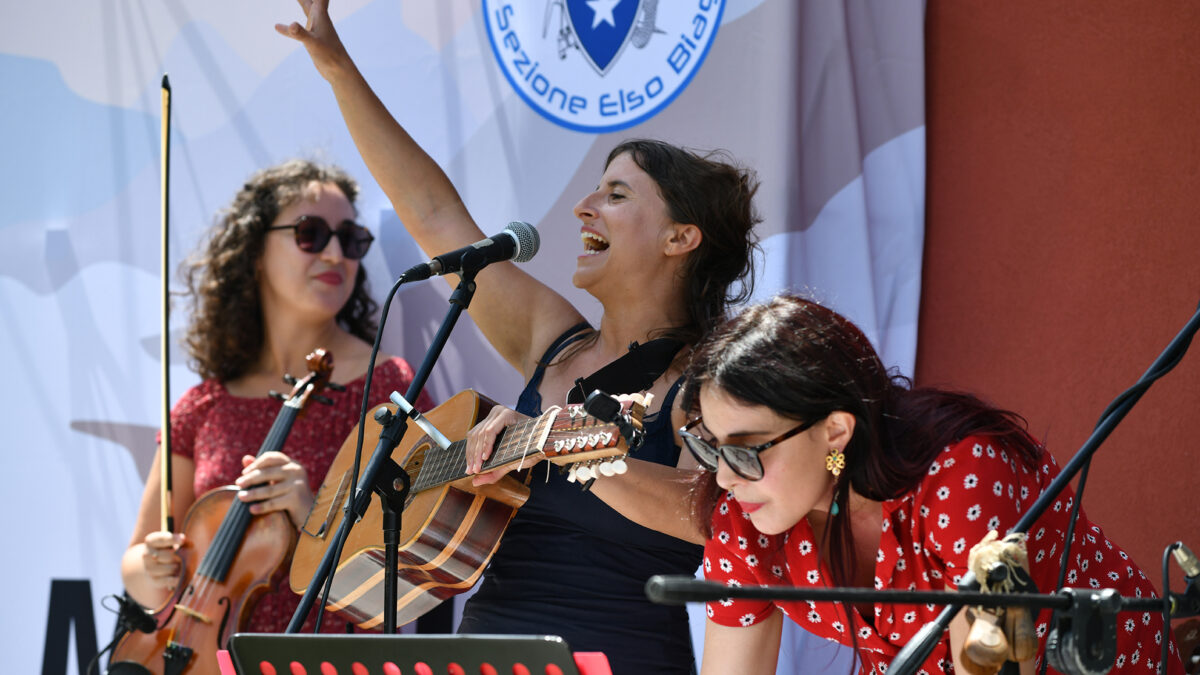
[920,0,1200,612]
[1,1,924,673]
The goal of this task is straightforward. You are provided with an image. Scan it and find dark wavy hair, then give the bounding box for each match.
[608,139,762,345]
[182,159,378,381]
[682,294,1042,642]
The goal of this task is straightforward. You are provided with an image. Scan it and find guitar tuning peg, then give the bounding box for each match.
[326,382,346,392]
[598,460,615,478]
[611,457,628,475]
[313,394,334,406]
[268,390,287,401]
[282,374,298,385]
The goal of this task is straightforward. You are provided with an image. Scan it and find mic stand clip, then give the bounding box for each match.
[1045,588,1120,675]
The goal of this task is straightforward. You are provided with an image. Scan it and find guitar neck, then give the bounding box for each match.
[412,413,554,492]
[410,399,641,494]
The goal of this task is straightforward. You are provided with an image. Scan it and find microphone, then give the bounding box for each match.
[645,575,735,605]
[402,221,539,281]
[1174,543,1200,579]
[113,593,158,634]
[1171,543,1200,617]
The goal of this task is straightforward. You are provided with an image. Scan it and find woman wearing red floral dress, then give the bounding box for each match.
[683,294,1182,675]
[120,160,433,632]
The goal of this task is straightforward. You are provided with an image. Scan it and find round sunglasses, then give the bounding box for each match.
[268,215,375,260]
[678,416,818,481]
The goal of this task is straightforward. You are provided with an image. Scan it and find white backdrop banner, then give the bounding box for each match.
[1,1,924,673]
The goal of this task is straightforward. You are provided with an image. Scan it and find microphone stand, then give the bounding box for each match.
[644,574,1179,613]
[886,301,1200,675]
[287,255,484,635]
[645,575,1198,675]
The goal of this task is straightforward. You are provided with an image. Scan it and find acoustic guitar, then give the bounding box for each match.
[289,389,647,630]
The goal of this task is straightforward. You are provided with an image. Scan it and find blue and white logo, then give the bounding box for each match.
[483,0,725,133]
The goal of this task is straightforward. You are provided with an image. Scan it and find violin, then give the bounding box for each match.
[108,350,335,675]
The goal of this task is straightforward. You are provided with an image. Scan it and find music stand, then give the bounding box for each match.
[227,633,612,675]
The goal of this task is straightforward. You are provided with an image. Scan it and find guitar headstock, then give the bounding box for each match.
[543,392,652,483]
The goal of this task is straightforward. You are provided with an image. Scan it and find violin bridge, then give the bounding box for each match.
[173,603,212,624]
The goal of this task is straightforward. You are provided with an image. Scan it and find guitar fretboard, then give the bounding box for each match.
[411,411,555,492]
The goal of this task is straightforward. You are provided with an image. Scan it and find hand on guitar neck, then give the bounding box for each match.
[464,391,652,486]
[464,405,535,486]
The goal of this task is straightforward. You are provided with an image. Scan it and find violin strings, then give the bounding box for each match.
[171,403,298,649]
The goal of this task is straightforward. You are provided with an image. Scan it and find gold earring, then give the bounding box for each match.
[825,447,845,477]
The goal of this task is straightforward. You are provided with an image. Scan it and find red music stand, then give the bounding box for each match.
[222,633,613,675]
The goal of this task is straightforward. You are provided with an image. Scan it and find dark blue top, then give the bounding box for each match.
[458,323,701,675]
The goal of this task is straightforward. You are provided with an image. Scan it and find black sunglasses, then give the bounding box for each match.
[268,215,374,260]
[679,417,818,481]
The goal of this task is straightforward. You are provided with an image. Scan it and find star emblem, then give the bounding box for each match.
[587,0,621,29]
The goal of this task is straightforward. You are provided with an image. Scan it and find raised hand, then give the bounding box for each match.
[274,0,352,82]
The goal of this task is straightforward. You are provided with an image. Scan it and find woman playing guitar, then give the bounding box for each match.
[119,160,433,641]
[278,4,762,672]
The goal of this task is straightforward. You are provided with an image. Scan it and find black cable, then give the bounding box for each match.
[88,594,149,675]
[312,272,408,633]
[86,637,116,675]
[1036,304,1197,675]
[1038,459,1092,675]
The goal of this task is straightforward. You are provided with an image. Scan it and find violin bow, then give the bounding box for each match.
[159,73,174,534]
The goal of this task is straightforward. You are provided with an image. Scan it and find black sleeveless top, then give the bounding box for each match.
[458,324,701,675]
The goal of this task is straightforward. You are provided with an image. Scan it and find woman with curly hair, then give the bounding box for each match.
[120,159,433,632]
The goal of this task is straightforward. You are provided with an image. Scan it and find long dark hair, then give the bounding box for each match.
[682,294,1042,633]
[182,159,378,381]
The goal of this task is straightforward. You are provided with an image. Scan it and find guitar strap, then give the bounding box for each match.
[566,336,686,405]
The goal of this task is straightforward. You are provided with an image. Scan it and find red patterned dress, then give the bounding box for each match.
[703,435,1183,675]
[166,357,435,633]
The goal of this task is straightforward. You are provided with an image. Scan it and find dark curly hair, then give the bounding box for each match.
[608,139,762,345]
[182,159,378,381]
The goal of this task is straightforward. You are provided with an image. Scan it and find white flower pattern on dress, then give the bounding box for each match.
[701,436,1176,675]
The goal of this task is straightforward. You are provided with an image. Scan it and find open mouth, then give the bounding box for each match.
[581,231,610,255]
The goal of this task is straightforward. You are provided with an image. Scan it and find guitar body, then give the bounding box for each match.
[109,488,295,674]
[291,388,645,630]
[291,390,531,630]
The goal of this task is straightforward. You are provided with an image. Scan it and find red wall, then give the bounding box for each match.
[918,2,1200,593]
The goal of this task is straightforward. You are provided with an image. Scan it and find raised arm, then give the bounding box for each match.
[276,0,582,376]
